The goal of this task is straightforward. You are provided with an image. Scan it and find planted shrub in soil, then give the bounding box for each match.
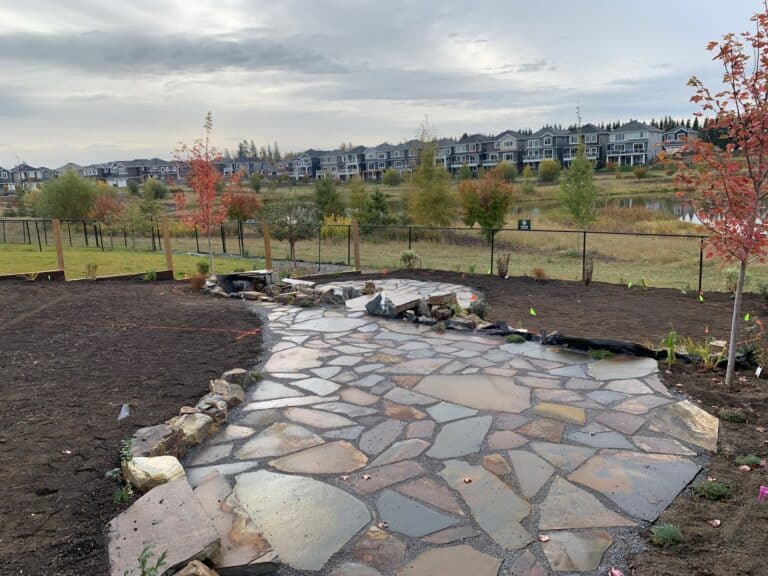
[694,481,731,501]
[650,523,683,547]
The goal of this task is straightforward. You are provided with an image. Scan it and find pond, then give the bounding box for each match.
[509,195,701,223]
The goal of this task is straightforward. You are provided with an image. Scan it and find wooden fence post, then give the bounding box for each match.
[52,219,65,274]
[162,220,173,273]
[352,218,361,270]
[262,221,273,270]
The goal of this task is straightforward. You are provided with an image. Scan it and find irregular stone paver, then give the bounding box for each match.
[370,439,430,467]
[350,525,407,573]
[236,422,324,460]
[648,400,719,452]
[532,402,586,425]
[588,356,658,379]
[416,374,530,412]
[508,450,554,499]
[427,415,492,458]
[376,490,460,537]
[349,461,425,494]
[421,525,481,544]
[230,470,370,570]
[397,477,465,516]
[360,419,406,455]
[569,450,701,521]
[427,401,479,422]
[172,280,720,576]
[270,441,368,474]
[398,544,502,576]
[440,460,532,549]
[542,531,613,572]
[538,477,634,530]
[108,477,218,576]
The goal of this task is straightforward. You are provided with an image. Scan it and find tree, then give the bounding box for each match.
[249,173,262,193]
[39,170,96,219]
[522,165,534,179]
[409,128,456,227]
[677,4,768,386]
[560,141,600,227]
[175,111,230,274]
[381,167,401,186]
[538,159,561,183]
[364,187,393,227]
[476,166,485,180]
[127,180,140,196]
[458,170,515,243]
[262,193,318,264]
[225,172,262,222]
[273,141,281,162]
[90,187,125,225]
[348,176,367,217]
[493,161,517,183]
[142,178,169,200]
[315,177,344,219]
[457,163,472,181]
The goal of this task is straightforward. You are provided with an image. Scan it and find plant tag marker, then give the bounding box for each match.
[529,308,536,316]
[756,366,763,377]
[745,312,751,321]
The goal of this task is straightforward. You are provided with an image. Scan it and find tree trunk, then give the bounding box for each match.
[290,241,296,265]
[725,259,748,387]
[207,229,214,275]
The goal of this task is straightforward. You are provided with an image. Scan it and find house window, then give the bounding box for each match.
[544,149,554,158]
[528,139,540,149]
[378,162,385,169]
[587,147,598,157]
[610,133,625,142]
[633,143,645,152]
[502,139,514,148]
[503,153,515,161]
[585,134,598,143]
[543,136,552,146]
[392,151,401,158]
[568,135,578,145]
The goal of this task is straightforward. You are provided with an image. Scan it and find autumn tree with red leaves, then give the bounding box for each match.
[175,111,229,274]
[224,170,262,222]
[677,2,768,385]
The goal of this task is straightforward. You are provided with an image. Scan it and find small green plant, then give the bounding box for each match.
[453,264,462,273]
[114,483,134,504]
[589,349,614,360]
[661,330,679,368]
[719,408,748,423]
[124,543,168,576]
[735,454,762,468]
[86,263,98,280]
[433,321,446,333]
[196,260,210,275]
[650,523,683,547]
[248,370,263,382]
[400,250,420,270]
[683,336,726,371]
[694,481,731,501]
[496,253,511,278]
[120,438,134,463]
[469,300,490,319]
[143,270,157,282]
[468,264,477,274]
[505,334,526,344]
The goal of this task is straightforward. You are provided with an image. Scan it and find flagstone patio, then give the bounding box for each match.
[183,279,719,575]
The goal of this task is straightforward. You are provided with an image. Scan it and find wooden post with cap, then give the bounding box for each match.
[52,219,65,275]
[351,218,361,270]
[162,219,173,273]
[263,221,273,270]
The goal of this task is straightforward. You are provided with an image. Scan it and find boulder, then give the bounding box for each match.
[122,455,185,492]
[209,379,245,407]
[292,294,316,307]
[107,477,219,576]
[431,306,454,322]
[342,286,362,300]
[167,413,218,445]
[416,316,437,326]
[366,293,396,318]
[220,368,247,386]
[264,284,282,298]
[404,310,417,322]
[275,291,300,305]
[282,277,316,290]
[466,313,493,330]
[176,560,219,575]
[446,317,474,331]
[416,298,431,317]
[209,286,229,298]
[428,292,458,307]
[196,393,229,422]
[131,424,187,459]
[240,291,264,301]
[363,281,376,295]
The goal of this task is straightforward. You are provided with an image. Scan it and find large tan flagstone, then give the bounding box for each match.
[269,441,368,474]
[648,400,719,452]
[538,477,634,530]
[542,531,613,572]
[398,545,501,576]
[415,374,530,413]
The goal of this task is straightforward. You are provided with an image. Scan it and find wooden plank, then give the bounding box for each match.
[262,221,273,270]
[163,220,173,272]
[52,219,65,275]
[351,218,361,270]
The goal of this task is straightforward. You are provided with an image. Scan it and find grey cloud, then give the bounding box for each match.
[0,29,346,75]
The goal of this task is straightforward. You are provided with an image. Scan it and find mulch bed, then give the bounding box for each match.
[628,363,768,576]
[0,280,261,575]
[320,269,767,345]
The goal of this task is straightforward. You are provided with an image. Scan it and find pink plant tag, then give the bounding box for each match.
[759,486,768,501]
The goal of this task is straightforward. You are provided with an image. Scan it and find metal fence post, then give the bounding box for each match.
[194,226,200,253]
[408,227,412,250]
[1,220,5,243]
[83,221,88,247]
[239,220,244,255]
[582,231,587,281]
[347,225,351,266]
[123,229,128,248]
[318,224,322,271]
[26,220,32,245]
[489,229,495,276]
[67,221,72,246]
[34,220,42,252]
[698,238,704,293]
[42,220,48,245]
[99,224,104,251]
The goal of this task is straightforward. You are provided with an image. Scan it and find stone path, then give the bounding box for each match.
[183,279,718,575]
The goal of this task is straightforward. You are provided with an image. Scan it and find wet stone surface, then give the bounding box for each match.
[169,280,718,575]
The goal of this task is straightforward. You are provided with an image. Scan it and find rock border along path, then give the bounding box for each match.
[179,279,718,575]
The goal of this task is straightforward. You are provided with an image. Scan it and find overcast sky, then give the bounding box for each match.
[0,0,760,167]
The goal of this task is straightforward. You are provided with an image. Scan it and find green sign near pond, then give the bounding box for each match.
[517,219,532,231]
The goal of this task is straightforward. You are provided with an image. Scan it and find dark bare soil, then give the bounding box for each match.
[0,280,261,575]
[322,269,766,345]
[629,363,768,576]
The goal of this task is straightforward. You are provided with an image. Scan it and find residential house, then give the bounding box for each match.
[387,143,411,177]
[491,130,525,170]
[434,138,456,170]
[451,134,488,175]
[606,120,663,166]
[521,127,569,170]
[10,163,50,184]
[0,166,11,185]
[292,150,324,180]
[562,124,610,168]
[402,139,422,174]
[663,127,699,154]
[364,143,395,180]
[54,163,84,177]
